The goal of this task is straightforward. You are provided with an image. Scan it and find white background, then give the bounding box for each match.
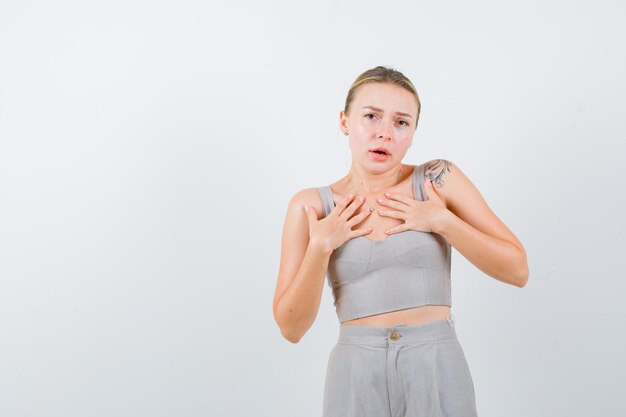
[1,1,625,416]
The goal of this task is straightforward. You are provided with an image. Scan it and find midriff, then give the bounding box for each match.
[340,305,452,327]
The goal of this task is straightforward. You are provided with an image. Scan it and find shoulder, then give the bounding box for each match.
[423,159,455,187]
[279,187,326,255]
[422,158,527,259]
[286,187,326,221]
[421,158,474,208]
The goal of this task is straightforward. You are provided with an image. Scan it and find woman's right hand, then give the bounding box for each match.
[303,194,373,253]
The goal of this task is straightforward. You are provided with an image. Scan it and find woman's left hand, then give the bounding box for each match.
[377,179,449,234]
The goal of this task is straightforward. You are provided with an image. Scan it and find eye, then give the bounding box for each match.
[364,113,377,120]
[398,120,409,127]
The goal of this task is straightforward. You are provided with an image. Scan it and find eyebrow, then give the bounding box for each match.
[362,106,414,119]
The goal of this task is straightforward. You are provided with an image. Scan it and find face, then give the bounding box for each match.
[340,82,418,169]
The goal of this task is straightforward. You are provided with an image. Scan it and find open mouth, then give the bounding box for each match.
[370,148,390,155]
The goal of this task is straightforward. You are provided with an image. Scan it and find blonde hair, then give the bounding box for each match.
[344,66,421,129]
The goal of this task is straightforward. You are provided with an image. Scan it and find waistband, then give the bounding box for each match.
[337,316,457,346]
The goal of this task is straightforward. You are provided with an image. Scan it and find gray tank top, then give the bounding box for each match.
[317,163,452,323]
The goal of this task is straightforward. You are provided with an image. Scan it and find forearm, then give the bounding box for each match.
[433,209,528,287]
[275,240,333,343]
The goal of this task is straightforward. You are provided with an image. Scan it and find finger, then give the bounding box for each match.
[383,192,412,204]
[423,180,443,203]
[333,193,355,216]
[338,194,355,215]
[341,195,366,219]
[377,197,408,211]
[422,180,435,201]
[349,226,373,239]
[348,206,374,227]
[377,208,408,220]
[384,223,410,236]
[303,205,317,223]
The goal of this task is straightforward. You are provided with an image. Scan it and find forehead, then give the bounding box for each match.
[352,82,418,115]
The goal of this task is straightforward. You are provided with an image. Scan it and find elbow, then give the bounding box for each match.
[515,265,529,288]
[274,300,313,344]
[274,310,304,344]
[281,328,303,344]
[277,320,303,343]
[510,250,529,288]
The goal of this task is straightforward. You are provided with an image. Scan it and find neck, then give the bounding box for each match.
[346,164,405,195]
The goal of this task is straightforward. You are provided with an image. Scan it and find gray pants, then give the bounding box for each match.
[322,317,478,417]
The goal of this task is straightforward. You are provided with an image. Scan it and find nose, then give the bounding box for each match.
[377,119,393,141]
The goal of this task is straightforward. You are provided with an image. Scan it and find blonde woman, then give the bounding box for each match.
[273,66,528,417]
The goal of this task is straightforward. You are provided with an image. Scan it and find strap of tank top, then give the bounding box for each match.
[413,164,426,201]
[318,186,334,217]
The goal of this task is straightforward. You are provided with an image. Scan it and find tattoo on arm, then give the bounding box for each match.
[424,159,452,188]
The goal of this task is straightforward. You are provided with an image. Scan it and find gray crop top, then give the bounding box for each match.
[317,163,452,323]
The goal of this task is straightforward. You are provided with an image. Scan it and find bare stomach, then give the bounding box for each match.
[340,305,452,327]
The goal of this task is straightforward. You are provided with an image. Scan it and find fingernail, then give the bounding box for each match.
[369,207,374,212]
[304,205,309,212]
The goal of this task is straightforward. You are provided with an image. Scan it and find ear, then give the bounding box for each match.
[339,110,349,134]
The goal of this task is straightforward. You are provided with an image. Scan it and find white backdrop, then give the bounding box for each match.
[1,1,625,416]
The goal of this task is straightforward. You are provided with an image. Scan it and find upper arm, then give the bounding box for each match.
[426,159,527,256]
[272,187,325,320]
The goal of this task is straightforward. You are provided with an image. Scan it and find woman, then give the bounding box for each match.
[272,66,529,417]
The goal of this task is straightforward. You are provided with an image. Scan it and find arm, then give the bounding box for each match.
[273,189,332,344]
[428,159,529,287]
